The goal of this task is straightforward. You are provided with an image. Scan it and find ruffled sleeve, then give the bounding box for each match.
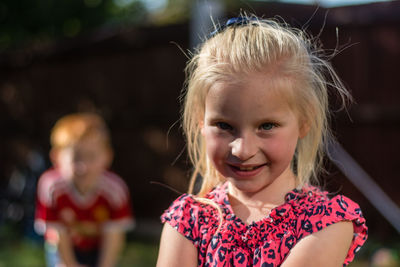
[296,191,368,266]
[161,194,202,248]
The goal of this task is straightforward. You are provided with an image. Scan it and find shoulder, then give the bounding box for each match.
[161,185,224,225]
[287,186,364,218]
[37,168,62,191]
[161,194,201,224]
[288,186,368,265]
[290,186,366,232]
[98,171,131,208]
[161,194,201,245]
[161,189,222,247]
[99,171,130,192]
[37,168,66,205]
[282,220,354,267]
[157,223,198,267]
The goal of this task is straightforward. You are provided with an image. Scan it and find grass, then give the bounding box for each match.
[0,238,374,267]
[0,239,396,267]
[120,239,159,267]
[0,238,159,267]
[0,221,398,267]
[0,220,160,267]
[0,240,45,267]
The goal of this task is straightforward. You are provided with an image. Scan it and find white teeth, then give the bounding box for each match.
[239,166,256,171]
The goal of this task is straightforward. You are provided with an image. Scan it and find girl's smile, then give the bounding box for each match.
[227,163,269,178]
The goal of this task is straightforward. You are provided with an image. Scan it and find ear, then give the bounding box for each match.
[49,148,60,167]
[299,120,310,139]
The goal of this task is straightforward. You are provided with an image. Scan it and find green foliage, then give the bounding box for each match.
[0,222,159,266]
[0,238,158,267]
[152,0,191,23]
[0,0,147,51]
[0,228,399,267]
[0,0,257,51]
[120,239,159,267]
[0,241,45,267]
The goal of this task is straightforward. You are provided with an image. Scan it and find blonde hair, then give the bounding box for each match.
[182,15,351,197]
[50,112,111,151]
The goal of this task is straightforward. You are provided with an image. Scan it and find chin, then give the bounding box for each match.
[227,178,272,194]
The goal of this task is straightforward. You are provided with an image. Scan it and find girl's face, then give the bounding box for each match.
[201,72,307,194]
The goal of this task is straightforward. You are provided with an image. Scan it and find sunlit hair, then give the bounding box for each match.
[182,14,351,197]
[50,112,111,150]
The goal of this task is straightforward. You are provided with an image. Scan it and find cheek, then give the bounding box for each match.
[86,148,111,169]
[264,133,298,162]
[87,156,108,172]
[204,130,229,160]
[55,153,74,178]
[58,162,74,179]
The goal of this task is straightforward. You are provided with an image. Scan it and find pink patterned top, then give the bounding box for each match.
[161,182,368,267]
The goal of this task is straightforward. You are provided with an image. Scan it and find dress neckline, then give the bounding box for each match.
[208,182,313,227]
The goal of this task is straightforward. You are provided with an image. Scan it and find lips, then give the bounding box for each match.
[227,163,268,177]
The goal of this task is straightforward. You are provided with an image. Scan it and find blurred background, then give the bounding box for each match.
[0,0,399,266]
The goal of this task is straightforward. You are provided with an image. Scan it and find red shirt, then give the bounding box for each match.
[161,182,368,267]
[35,169,134,250]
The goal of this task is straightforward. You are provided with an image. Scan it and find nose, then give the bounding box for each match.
[73,161,88,176]
[230,134,257,161]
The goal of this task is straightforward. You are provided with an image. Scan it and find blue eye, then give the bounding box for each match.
[260,123,275,130]
[216,122,233,130]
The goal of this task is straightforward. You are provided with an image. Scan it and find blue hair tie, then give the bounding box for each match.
[209,16,259,38]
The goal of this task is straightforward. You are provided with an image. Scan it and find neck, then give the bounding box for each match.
[228,168,297,208]
[73,176,97,195]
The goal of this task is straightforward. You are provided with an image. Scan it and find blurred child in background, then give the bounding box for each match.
[35,113,134,267]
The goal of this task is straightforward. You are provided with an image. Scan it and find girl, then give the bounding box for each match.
[157,15,367,267]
